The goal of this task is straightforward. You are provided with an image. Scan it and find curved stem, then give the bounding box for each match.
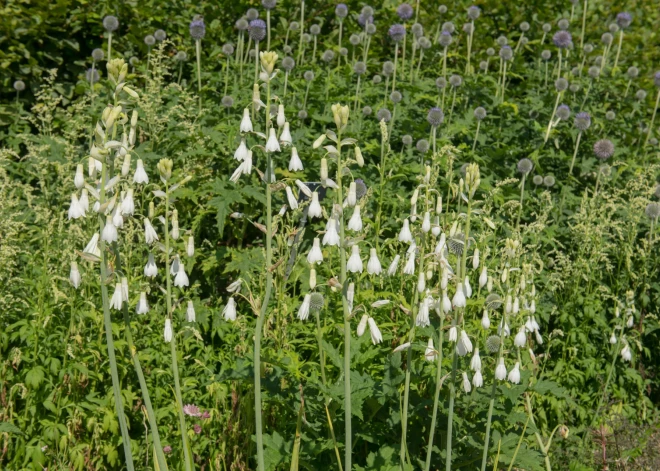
[612,30,624,74]
[569,132,582,174]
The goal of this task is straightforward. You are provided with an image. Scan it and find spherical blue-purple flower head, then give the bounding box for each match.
[439,31,453,47]
[553,30,572,48]
[557,104,571,120]
[358,14,374,27]
[248,19,267,42]
[574,112,591,131]
[190,17,206,40]
[388,24,406,42]
[500,45,513,61]
[397,3,414,20]
[594,139,614,160]
[616,12,632,29]
[335,3,348,18]
[467,5,481,20]
[427,107,444,127]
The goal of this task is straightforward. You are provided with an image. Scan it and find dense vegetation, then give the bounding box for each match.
[2,0,660,470]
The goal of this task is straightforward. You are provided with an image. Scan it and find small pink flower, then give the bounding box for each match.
[201,410,211,419]
[183,404,201,417]
[193,424,202,434]
[163,446,172,454]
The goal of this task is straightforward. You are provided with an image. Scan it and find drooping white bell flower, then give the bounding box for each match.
[495,358,507,380]
[514,327,527,348]
[121,188,135,216]
[121,277,129,302]
[462,372,472,393]
[398,219,413,243]
[417,271,426,293]
[240,108,253,133]
[456,330,473,356]
[136,292,149,314]
[348,205,363,232]
[110,283,123,310]
[280,122,293,147]
[347,283,355,311]
[347,245,363,273]
[234,139,248,161]
[277,104,286,128]
[416,296,431,327]
[367,248,382,275]
[448,326,458,342]
[421,212,431,232]
[505,295,512,313]
[464,276,472,298]
[102,216,118,243]
[435,233,446,254]
[322,217,340,246]
[479,267,488,288]
[347,182,357,207]
[442,294,452,313]
[265,128,281,152]
[306,238,324,264]
[387,254,401,276]
[83,233,101,257]
[186,300,196,322]
[512,297,520,314]
[498,319,510,337]
[79,189,90,212]
[174,262,189,288]
[530,299,536,314]
[452,284,466,308]
[472,369,483,388]
[470,348,482,371]
[403,251,416,275]
[68,193,85,220]
[535,330,543,344]
[357,314,369,337]
[368,317,383,345]
[481,309,490,329]
[473,248,480,270]
[621,343,632,361]
[164,318,173,343]
[133,159,149,184]
[223,297,237,321]
[144,253,158,278]
[74,164,85,189]
[297,294,311,321]
[424,338,437,361]
[187,236,195,257]
[508,362,521,384]
[308,192,323,219]
[69,261,82,289]
[143,218,159,244]
[609,332,617,344]
[112,206,124,229]
[288,146,303,171]
[285,186,299,210]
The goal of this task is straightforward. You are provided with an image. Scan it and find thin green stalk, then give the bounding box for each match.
[337,20,343,69]
[267,10,271,51]
[581,79,593,110]
[517,174,526,230]
[506,416,530,471]
[401,26,407,77]
[164,183,193,471]
[544,92,562,142]
[297,1,305,65]
[374,127,387,249]
[591,345,618,429]
[472,120,481,151]
[196,39,202,111]
[98,162,135,471]
[448,88,457,124]
[466,21,474,74]
[480,376,499,471]
[644,89,660,148]
[501,61,508,104]
[580,0,587,49]
[569,132,582,174]
[423,314,445,471]
[107,32,113,62]
[392,43,399,93]
[353,76,361,115]
[254,79,273,471]
[612,30,624,75]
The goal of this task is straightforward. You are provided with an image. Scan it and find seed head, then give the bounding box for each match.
[636,89,647,101]
[248,19,266,42]
[353,61,367,75]
[594,139,614,160]
[558,18,570,30]
[309,292,325,310]
[517,158,533,175]
[322,50,335,63]
[605,110,615,121]
[236,18,248,30]
[588,65,600,78]
[486,335,501,353]
[500,46,513,61]
[627,66,639,79]
[154,29,167,41]
[439,5,448,14]
[310,24,321,36]
[377,108,392,122]
[223,43,235,56]
[553,30,572,48]
[144,35,155,46]
[335,3,348,18]
[190,16,206,40]
[543,175,556,187]
[574,112,591,131]
[427,107,444,127]
[449,74,463,87]
[402,135,413,146]
[390,91,402,103]
[304,70,315,81]
[496,35,508,46]
[298,110,308,120]
[570,83,580,93]
[448,233,465,255]
[222,96,234,107]
[617,12,632,29]
[463,23,474,34]
[474,106,487,120]
[281,56,295,71]
[436,77,447,89]
[382,61,395,76]
[541,50,551,60]
[555,78,568,92]
[389,24,406,42]
[533,175,544,185]
[92,48,105,62]
[362,106,372,116]
[542,23,552,33]
[442,22,455,33]
[520,21,530,32]
[601,32,613,45]
[416,139,430,153]
[412,23,424,38]
[86,68,100,84]
[557,104,570,120]
[246,8,259,20]
[349,34,361,46]
[372,74,382,84]
[584,44,593,53]
[609,23,619,34]
[366,23,377,35]
[479,61,488,70]
[397,3,414,20]
[289,21,299,31]
[129,56,139,66]
[485,293,503,309]
[103,15,119,32]
[439,31,453,47]
[340,47,348,56]
[358,13,374,27]
[467,5,481,20]
[361,6,374,16]
[486,47,495,56]
[262,0,277,10]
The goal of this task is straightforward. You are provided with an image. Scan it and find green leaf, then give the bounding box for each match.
[0,422,24,435]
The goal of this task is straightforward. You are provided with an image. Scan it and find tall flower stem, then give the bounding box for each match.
[392,43,400,93]
[195,39,202,112]
[164,183,193,471]
[423,312,445,471]
[544,92,562,142]
[501,61,508,104]
[466,21,474,74]
[107,32,113,62]
[472,121,481,151]
[337,20,343,69]
[569,132,583,174]
[580,0,587,49]
[581,79,593,110]
[267,10,271,50]
[374,125,388,249]
[644,89,660,148]
[353,76,361,115]
[480,375,499,471]
[297,1,305,65]
[401,27,408,77]
[448,88,457,124]
[612,30,624,74]
[315,310,344,471]
[254,79,273,471]
[517,174,526,230]
[98,162,135,471]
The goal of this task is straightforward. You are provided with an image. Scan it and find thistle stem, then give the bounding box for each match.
[472,120,481,151]
[107,32,113,62]
[392,43,399,93]
[479,376,499,471]
[644,89,660,148]
[267,10,271,50]
[580,0,588,50]
[569,132,582,174]
[544,92,562,142]
[612,30,624,75]
[196,39,202,111]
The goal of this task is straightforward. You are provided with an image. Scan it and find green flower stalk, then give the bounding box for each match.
[297,1,305,64]
[424,311,445,471]
[580,0,588,49]
[516,159,533,229]
[374,120,389,248]
[544,80,566,142]
[644,87,660,148]
[102,16,118,62]
[190,16,206,111]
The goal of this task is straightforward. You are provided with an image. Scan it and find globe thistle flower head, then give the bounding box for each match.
[372,74,382,84]
[246,8,259,20]
[520,21,530,32]
[485,293,503,309]
[383,61,395,76]
[310,24,321,36]
[570,83,580,93]
[284,46,293,55]
[397,3,414,20]
[533,175,543,185]
[289,21,299,31]
[486,47,495,56]
[584,44,593,53]
[302,33,312,43]
[366,23,377,35]
[236,18,248,30]
[309,292,325,310]
[390,91,402,103]
[402,134,413,146]
[355,179,368,199]
[442,22,455,33]
[646,202,660,219]
[377,108,392,122]
[174,50,187,62]
[474,106,487,121]
[427,107,444,127]
[439,31,453,47]
[605,110,615,121]
[594,139,615,160]
[86,68,100,83]
[144,35,156,46]
[555,78,568,91]
[412,23,424,38]
[92,48,105,62]
[448,233,466,255]
[322,50,335,63]
[248,19,266,42]
[439,5,448,14]
[557,104,570,120]
[361,5,374,16]
[340,47,348,56]
[608,23,619,34]
[222,43,235,56]
[349,34,361,46]
[262,0,277,10]
[521,37,529,46]
[486,335,501,353]
[103,15,119,32]
[543,175,556,187]
[558,18,569,30]
[636,89,647,101]
[616,12,632,29]
[388,24,406,42]
[517,158,533,175]
[281,56,295,71]
[571,66,580,76]
[449,74,463,87]
[588,65,600,78]
[436,77,447,89]
[463,23,474,34]
[627,66,639,79]
[500,46,513,61]
[298,110,308,120]
[362,106,372,116]
[129,56,139,66]
[542,23,552,33]
[601,32,613,45]
[303,70,315,81]
[222,96,234,107]
[479,60,488,71]
[655,184,660,199]
[496,35,508,46]
[154,29,167,41]
[467,5,481,20]
[190,16,206,40]
[354,61,367,75]
[358,13,374,27]
[416,139,430,153]
[574,111,591,131]
[541,50,551,60]
[553,30,572,48]
[654,71,660,88]
[336,3,348,18]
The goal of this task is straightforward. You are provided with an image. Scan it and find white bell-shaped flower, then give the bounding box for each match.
[348,205,363,231]
[277,104,286,128]
[495,358,507,380]
[416,296,431,327]
[417,271,426,293]
[448,326,458,342]
[479,267,488,288]
[74,164,85,189]
[68,193,85,220]
[456,330,473,356]
[174,262,189,288]
[280,122,293,147]
[387,254,400,276]
[452,284,466,308]
[514,327,527,348]
[421,212,431,232]
[481,309,490,329]
[442,294,452,313]
[297,294,311,321]
[347,182,357,207]
[186,300,196,322]
[398,219,413,243]
[285,186,299,210]
[234,138,248,161]
[144,253,158,278]
[102,216,118,243]
[508,362,521,384]
[133,159,149,184]
[164,318,173,342]
[347,244,363,273]
[79,189,90,212]
[367,248,382,275]
[288,147,303,171]
[308,192,323,219]
[464,276,472,298]
[403,251,416,275]
[368,317,383,345]
[462,372,472,393]
[473,248,480,270]
[470,348,482,371]
[425,338,437,361]
[223,297,237,321]
[121,189,135,216]
[240,108,253,133]
[187,236,195,257]
[322,217,340,246]
[621,343,632,361]
[357,314,369,337]
[265,128,281,152]
[110,283,123,310]
[609,332,617,344]
[472,369,484,388]
[112,207,124,229]
[136,292,149,314]
[69,261,82,289]
[306,238,324,264]
[143,218,159,244]
[498,319,510,337]
[83,233,101,257]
